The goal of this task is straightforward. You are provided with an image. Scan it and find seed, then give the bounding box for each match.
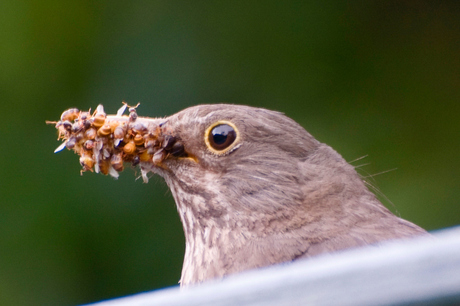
[60,108,80,121]
[110,154,124,172]
[93,113,106,128]
[129,112,137,122]
[97,124,112,136]
[132,155,140,166]
[123,141,136,154]
[99,158,110,175]
[139,150,151,162]
[84,140,94,150]
[162,135,176,150]
[134,134,144,146]
[79,155,94,170]
[85,128,97,140]
[132,122,146,132]
[114,125,126,139]
[152,149,165,165]
[63,121,72,131]
[66,136,76,149]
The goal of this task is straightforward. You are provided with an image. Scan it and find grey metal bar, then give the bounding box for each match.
[87,226,460,306]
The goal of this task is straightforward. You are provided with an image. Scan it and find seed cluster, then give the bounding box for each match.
[48,103,185,181]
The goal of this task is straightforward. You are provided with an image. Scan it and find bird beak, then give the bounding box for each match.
[47,103,185,179]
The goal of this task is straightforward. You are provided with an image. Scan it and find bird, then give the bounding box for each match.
[51,103,428,287]
[138,104,428,286]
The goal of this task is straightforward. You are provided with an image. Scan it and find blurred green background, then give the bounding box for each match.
[1,1,459,305]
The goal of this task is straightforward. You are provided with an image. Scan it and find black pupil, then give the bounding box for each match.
[210,124,236,150]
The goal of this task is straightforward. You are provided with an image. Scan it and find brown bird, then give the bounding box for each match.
[51,104,427,287]
[138,104,427,286]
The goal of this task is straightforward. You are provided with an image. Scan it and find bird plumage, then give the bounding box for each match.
[140,104,427,286]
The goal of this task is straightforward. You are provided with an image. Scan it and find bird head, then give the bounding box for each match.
[146,104,320,215]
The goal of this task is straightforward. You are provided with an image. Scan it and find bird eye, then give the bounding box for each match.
[205,121,239,154]
[209,124,236,149]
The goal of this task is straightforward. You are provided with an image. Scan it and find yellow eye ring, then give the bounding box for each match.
[204,120,240,155]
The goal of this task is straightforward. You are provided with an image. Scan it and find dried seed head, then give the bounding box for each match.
[50,103,169,176]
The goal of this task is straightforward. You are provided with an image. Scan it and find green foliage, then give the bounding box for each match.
[1,1,459,305]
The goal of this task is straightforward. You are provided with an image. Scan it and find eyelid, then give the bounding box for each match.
[204,120,240,155]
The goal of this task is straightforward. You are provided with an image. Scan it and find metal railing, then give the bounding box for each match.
[88,226,460,306]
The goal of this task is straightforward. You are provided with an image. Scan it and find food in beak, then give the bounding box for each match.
[47,103,179,182]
